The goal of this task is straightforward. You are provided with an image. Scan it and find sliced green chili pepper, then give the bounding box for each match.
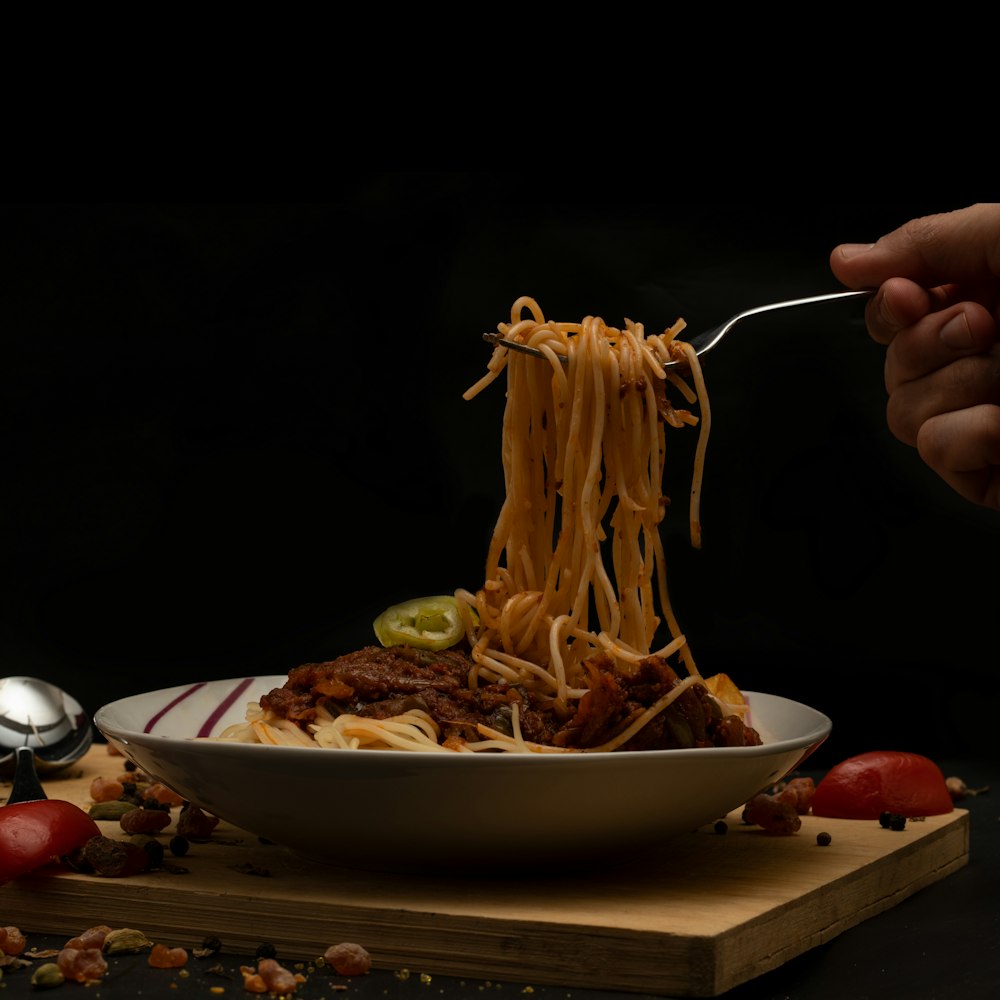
[373,595,473,651]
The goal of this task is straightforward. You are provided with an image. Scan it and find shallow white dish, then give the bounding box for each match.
[94,676,831,873]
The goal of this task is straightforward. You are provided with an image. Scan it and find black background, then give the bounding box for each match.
[3,186,996,768]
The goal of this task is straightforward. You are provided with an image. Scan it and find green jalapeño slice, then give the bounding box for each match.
[373,595,472,651]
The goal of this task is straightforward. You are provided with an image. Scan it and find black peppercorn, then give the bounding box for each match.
[879,810,907,830]
[169,836,190,857]
[714,820,728,834]
[816,831,832,846]
[256,943,277,960]
[197,936,223,956]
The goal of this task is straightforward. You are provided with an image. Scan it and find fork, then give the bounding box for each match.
[482,288,873,369]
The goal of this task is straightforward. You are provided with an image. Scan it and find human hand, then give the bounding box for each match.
[830,204,1000,509]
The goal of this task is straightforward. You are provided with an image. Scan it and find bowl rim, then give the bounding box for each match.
[94,677,832,765]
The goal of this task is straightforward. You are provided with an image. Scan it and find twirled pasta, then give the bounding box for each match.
[458,296,710,735]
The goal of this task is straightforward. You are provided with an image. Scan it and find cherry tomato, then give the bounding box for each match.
[811,750,954,820]
[0,800,101,883]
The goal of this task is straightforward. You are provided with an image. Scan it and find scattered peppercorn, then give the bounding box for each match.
[879,811,907,831]
[256,942,277,960]
[192,937,223,959]
[169,835,190,857]
[713,820,728,834]
[816,832,832,846]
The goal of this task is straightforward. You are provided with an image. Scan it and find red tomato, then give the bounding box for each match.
[0,800,101,883]
[812,750,954,819]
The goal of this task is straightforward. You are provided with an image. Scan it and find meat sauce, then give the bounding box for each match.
[260,645,761,752]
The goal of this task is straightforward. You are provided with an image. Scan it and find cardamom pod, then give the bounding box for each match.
[103,927,153,954]
[31,963,66,989]
[89,800,139,820]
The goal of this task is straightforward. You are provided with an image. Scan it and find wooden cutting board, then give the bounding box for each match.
[6,747,968,997]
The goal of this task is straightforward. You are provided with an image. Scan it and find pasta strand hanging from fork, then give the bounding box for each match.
[460,296,709,713]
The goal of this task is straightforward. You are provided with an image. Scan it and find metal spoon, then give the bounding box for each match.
[0,676,93,777]
[7,745,47,803]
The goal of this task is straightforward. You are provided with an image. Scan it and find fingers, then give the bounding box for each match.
[864,278,935,346]
[831,203,1000,510]
[916,404,1000,509]
[877,292,1000,508]
[882,299,999,448]
[886,350,1000,447]
[830,203,1000,291]
[883,299,999,386]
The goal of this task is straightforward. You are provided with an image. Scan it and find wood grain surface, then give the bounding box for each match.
[5,747,969,997]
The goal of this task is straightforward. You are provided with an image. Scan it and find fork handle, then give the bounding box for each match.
[739,288,874,321]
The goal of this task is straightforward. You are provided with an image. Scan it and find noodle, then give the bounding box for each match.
[217,297,722,753]
[459,297,708,714]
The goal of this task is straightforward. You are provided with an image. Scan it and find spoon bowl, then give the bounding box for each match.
[0,676,93,775]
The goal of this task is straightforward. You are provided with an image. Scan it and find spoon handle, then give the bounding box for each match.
[7,746,48,804]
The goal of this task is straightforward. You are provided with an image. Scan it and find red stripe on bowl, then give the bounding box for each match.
[143,682,208,733]
[197,678,257,738]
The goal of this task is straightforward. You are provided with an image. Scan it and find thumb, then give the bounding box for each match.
[830,203,1000,290]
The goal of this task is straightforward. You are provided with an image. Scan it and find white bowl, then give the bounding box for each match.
[94,676,831,873]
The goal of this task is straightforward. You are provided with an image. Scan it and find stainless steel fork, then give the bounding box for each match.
[483,288,873,368]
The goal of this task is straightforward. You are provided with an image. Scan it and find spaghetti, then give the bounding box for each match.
[217,297,754,753]
[459,296,708,694]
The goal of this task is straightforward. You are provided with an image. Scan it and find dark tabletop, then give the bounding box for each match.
[5,757,996,1000]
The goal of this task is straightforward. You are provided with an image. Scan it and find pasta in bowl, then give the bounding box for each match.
[94,677,830,872]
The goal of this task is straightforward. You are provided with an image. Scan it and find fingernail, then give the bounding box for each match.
[940,312,972,350]
[838,243,875,259]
